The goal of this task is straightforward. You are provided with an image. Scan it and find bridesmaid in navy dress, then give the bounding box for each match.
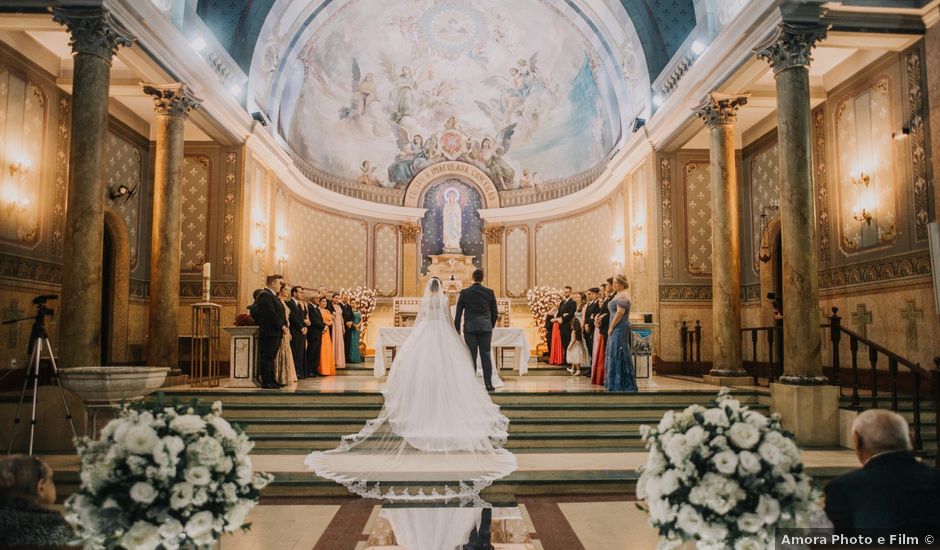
[605,274,637,392]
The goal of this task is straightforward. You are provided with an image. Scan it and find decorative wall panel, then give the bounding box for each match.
[535,204,612,290]
[749,143,779,274]
[0,65,46,248]
[834,77,899,252]
[222,151,237,275]
[683,161,712,276]
[374,223,398,296]
[813,107,832,263]
[505,225,529,297]
[286,201,368,290]
[180,155,211,271]
[906,50,929,242]
[105,132,144,268]
[660,158,675,279]
[51,97,69,257]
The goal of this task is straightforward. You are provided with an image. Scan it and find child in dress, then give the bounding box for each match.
[566,317,589,376]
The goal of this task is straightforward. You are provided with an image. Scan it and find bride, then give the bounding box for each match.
[305,277,517,501]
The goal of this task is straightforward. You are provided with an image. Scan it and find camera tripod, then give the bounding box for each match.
[4,296,77,455]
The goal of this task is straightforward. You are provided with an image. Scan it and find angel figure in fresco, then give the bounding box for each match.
[468,124,516,189]
[357,161,381,186]
[339,59,376,119]
[387,124,429,187]
[520,169,538,188]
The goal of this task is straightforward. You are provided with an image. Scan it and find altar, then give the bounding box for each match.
[373,327,530,377]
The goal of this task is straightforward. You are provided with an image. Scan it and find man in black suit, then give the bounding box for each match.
[340,291,355,362]
[825,409,940,535]
[555,286,576,365]
[252,274,288,389]
[583,287,601,366]
[304,288,324,377]
[286,285,308,380]
[454,269,499,391]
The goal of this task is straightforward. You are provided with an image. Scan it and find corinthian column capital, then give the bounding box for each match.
[51,7,135,62]
[483,224,505,245]
[755,22,829,74]
[142,83,203,118]
[694,93,749,127]
[399,222,421,244]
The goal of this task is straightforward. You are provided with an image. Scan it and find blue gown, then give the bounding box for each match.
[348,311,362,363]
[604,293,637,392]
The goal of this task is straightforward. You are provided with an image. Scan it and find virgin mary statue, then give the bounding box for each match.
[442,188,462,254]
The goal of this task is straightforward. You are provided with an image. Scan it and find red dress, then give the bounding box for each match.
[591,331,606,385]
[549,322,564,365]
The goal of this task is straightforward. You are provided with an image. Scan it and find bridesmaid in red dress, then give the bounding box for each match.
[549,307,564,365]
[591,310,607,386]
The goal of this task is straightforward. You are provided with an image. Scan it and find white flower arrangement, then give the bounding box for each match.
[637,389,819,549]
[343,286,378,334]
[65,399,274,549]
[525,286,564,347]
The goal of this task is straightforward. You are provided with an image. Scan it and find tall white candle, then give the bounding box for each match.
[203,262,211,279]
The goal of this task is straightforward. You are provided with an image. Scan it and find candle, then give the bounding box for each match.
[202,262,211,279]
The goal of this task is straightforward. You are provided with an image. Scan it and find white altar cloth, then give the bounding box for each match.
[373,327,530,377]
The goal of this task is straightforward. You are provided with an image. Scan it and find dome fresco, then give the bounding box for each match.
[250,0,661,204]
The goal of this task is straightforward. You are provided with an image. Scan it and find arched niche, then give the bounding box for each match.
[403,161,500,209]
[103,209,130,363]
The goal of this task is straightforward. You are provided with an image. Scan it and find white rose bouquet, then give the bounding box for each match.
[637,389,819,549]
[525,286,563,347]
[65,399,274,549]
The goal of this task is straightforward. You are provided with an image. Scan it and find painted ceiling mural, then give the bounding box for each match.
[252,0,645,202]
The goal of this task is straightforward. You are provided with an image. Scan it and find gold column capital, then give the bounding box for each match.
[142,83,203,119]
[399,222,421,244]
[693,93,749,127]
[483,223,505,245]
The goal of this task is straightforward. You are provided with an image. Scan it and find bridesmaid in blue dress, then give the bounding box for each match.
[348,301,363,363]
[605,274,637,392]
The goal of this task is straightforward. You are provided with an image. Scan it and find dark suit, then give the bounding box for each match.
[583,299,601,357]
[454,282,499,388]
[825,452,940,535]
[556,297,576,364]
[252,288,287,386]
[599,292,616,335]
[286,299,307,379]
[341,303,355,362]
[305,300,324,376]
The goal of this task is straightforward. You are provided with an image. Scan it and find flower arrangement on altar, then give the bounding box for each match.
[233,313,256,327]
[65,399,273,549]
[637,389,820,549]
[525,286,564,347]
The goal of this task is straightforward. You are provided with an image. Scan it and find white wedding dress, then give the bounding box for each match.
[305,278,517,502]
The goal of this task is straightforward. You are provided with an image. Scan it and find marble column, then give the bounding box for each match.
[755,22,828,383]
[52,8,133,369]
[483,224,505,296]
[400,223,421,296]
[694,93,749,384]
[143,84,202,369]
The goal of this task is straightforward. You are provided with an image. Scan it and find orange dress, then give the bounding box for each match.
[319,307,336,376]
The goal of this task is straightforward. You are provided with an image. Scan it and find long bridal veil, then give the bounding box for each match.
[305,278,517,501]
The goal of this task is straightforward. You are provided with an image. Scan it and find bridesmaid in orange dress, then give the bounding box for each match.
[318,296,336,376]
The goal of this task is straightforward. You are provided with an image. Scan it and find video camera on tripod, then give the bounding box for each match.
[3,293,76,455]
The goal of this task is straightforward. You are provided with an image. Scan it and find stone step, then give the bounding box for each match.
[219,402,770,420]
[240,417,666,434]
[250,431,645,451]
[156,390,764,406]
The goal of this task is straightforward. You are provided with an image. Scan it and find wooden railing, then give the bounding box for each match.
[679,320,703,376]
[826,307,940,466]
[741,318,783,385]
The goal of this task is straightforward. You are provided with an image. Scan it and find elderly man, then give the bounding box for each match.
[824,409,940,534]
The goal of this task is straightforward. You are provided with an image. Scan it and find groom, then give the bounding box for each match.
[454,269,499,391]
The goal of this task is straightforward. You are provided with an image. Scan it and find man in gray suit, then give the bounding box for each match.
[454,269,499,391]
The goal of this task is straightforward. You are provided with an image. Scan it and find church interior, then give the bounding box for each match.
[1,0,940,548]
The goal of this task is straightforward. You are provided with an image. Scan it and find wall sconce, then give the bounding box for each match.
[631,224,644,257]
[253,220,267,254]
[852,207,873,226]
[632,247,643,258]
[851,172,871,188]
[612,233,623,243]
[8,158,32,178]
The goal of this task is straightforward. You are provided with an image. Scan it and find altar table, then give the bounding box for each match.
[373,327,530,377]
